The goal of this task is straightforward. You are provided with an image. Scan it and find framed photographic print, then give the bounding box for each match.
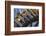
[5,1,45,35]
